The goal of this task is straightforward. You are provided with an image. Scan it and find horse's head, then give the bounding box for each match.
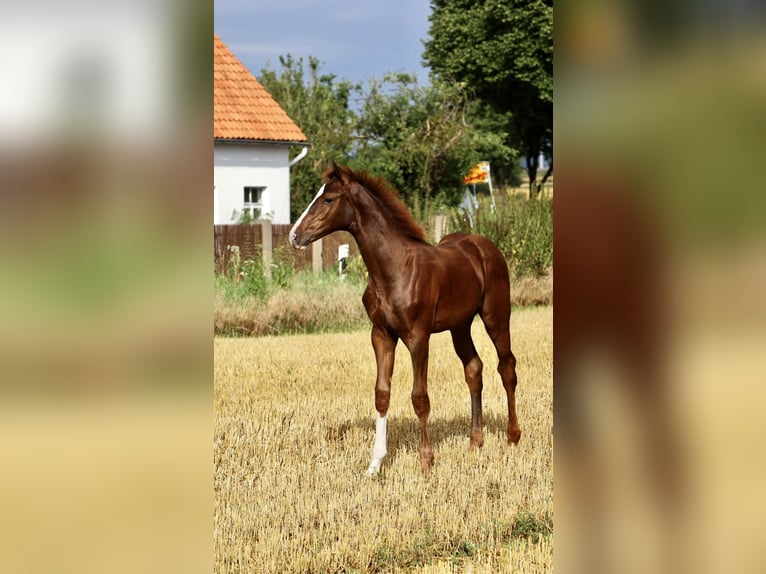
[289,165,356,249]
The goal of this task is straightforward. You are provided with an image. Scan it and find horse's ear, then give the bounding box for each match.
[324,162,351,185]
[334,162,351,185]
[323,162,337,182]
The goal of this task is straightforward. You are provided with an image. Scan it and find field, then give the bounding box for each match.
[214,306,552,573]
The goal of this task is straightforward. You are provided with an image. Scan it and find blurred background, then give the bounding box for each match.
[556,0,766,573]
[3,0,765,572]
[0,1,212,573]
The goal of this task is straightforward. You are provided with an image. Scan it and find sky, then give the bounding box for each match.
[214,0,433,87]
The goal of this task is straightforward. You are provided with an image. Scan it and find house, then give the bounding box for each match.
[214,34,308,224]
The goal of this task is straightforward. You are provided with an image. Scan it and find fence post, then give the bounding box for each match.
[261,220,272,278]
[312,238,323,274]
[433,215,448,244]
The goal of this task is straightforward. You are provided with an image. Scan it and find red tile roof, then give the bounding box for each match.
[214,35,308,143]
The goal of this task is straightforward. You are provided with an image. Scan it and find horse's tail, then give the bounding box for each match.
[473,235,520,444]
[474,236,511,313]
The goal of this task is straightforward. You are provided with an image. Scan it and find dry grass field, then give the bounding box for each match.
[214,270,551,337]
[214,306,552,573]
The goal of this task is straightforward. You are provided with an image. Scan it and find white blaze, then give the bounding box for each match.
[366,412,388,475]
[289,184,326,249]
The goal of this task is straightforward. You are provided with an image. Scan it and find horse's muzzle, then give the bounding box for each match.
[289,231,312,250]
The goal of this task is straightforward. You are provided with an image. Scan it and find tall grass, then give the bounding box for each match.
[451,196,553,279]
[214,195,552,336]
[214,243,366,336]
[214,306,553,572]
[215,270,369,337]
[214,259,549,336]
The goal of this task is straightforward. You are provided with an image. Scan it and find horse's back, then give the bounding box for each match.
[437,231,475,248]
[437,232,501,255]
[437,232,509,283]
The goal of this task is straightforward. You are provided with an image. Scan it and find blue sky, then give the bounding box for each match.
[214,0,433,86]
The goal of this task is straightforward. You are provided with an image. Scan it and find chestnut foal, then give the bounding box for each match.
[290,165,520,474]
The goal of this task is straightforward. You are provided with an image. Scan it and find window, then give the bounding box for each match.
[243,186,265,220]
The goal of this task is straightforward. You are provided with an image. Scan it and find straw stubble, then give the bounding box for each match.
[215,307,552,572]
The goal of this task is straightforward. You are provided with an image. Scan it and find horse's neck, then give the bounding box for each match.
[350,205,419,288]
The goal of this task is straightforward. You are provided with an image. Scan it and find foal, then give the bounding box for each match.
[290,165,520,474]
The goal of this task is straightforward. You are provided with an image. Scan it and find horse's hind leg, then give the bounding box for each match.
[481,300,521,445]
[450,322,485,448]
[404,333,434,474]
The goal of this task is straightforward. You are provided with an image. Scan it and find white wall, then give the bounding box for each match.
[213,142,293,224]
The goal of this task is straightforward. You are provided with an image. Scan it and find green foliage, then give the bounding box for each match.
[256,3,554,216]
[215,257,270,304]
[425,0,552,97]
[423,0,553,190]
[214,267,369,337]
[261,59,493,213]
[352,74,478,209]
[451,196,553,278]
[466,101,523,188]
[214,245,372,336]
[231,207,261,224]
[269,245,297,289]
[511,510,552,544]
[367,512,553,570]
[342,252,368,284]
[259,55,358,221]
[216,244,298,305]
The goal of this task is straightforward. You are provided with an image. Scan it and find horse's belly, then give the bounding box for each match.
[432,282,482,332]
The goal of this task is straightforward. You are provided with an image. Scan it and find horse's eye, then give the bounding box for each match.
[323,197,334,205]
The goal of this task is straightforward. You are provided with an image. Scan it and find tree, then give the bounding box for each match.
[352,73,479,209]
[423,0,553,197]
[262,59,500,215]
[259,55,358,221]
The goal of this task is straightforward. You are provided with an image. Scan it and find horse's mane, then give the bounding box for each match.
[325,164,426,243]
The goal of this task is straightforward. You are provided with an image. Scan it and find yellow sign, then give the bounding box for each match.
[463,161,490,184]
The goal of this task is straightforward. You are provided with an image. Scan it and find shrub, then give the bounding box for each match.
[216,246,270,304]
[450,195,553,279]
[216,244,299,306]
[270,245,298,289]
[214,197,553,337]
[214,266,369,337]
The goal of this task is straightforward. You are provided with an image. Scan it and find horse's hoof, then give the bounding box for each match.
[419,452,434,477]
[508,428,521,445]
[366,461,383,476]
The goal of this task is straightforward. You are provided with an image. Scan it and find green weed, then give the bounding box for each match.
[450,195,553,278]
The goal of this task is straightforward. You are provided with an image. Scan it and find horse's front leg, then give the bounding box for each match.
[406,333,433,474]
[366,326,397,475]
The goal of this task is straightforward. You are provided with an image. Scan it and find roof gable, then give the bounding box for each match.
[214,35,308,143]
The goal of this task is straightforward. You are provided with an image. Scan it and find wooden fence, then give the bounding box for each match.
[214,222,358,276]
[214,216,449,277]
